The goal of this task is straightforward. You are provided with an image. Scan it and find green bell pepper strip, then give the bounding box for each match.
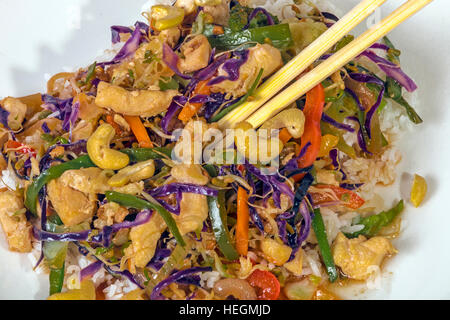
[345,200,404,238]
[385,77,423,124]
[43,214,67,295]
[311,208,338,283]
[49,263,65,295]
[25,155,96,216]
[207,24,293,50]
[207,192,239,261]
[105,191,185,247]
[210,68,264,122]
[119,147,173,162]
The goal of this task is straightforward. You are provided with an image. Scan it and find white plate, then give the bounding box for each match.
[0,0,448,300]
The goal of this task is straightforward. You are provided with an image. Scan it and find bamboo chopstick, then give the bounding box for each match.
[218,0,388,129]
[246,0,433,128]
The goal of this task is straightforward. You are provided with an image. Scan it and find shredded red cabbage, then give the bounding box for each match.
[162,43,192,80]
[360,50,417,92]
[207,50,249,86]
[321,113,355,132]
[80,260,103,282]
[160,95,188,133]
[148,183,219,215]
[246,7,275,28]
[93,209,153,247]
[348,73,385,139]
[150,267,212,300]
[111,25,133,44]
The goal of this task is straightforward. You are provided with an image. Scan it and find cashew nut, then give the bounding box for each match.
[259,108,305,139]
[108,160,155,187]
[87,123,129,170]
[234,121,284,164]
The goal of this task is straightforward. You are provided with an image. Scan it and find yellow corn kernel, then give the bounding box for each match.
[261,238,292,266]
[411,174,427,208]
[318,134,339,158]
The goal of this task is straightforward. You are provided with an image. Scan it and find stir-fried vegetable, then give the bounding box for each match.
[105,191,186,247]
[150,5,184,31]
[25,155,96,216]
[346,200,404,238]
[236,187,250,256]
[246,269,280,300]
[311,209,338,282]
[124,116,154,148]
[207,24,293,50]
[208,192,239,260]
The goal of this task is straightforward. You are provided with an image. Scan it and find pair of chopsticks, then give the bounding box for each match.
[218,0,433,129]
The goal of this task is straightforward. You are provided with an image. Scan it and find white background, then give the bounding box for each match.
[0,0,448,299]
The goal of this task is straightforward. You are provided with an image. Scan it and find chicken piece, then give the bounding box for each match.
[178,35,212,74]
[211,44,283,98]
[94,202,129,229]
[176,193,209,235]
[171,163,209,235]
[125,213,166,269]
[1,97,27,131]
[77,95,105,123]
[58,167,143,196]
[332,232,396,280]
[95,81,178,117]
[159,27,181,48]
[71,120,95,142]
[0,191,32,252]
[171,163,209,185]
[47,179,96,227]
[203,0,231,26]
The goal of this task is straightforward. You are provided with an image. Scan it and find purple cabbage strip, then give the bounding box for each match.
[162,43,192,80]
[39,140,87,172]
[63,101,80,133]
[80,260,103,282]
[321,113,355,132]
[0,107,9,129]
[150,267,212,300]
[360,50,417,92]
[93,209,153,247]
[329,149,339,167]
[150,183,219,198]
[148,184,219,215]
[246,7,275,28]
[161,95,188,134]
[33,228,92,242]
[103,265,144,289]
[246,170,265,232]
[283,141,311,171]
[369,43,390,51]
[322,12,339,22]
[111,25,133,44]
[347,116,371,154]
[207,50,249,86]
[98,23,147,68]
[193,52,228,82]
[41,122,51,134]
[349,73,385,139]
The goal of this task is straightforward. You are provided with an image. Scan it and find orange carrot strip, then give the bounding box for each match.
[178,80,211,123]
[236,187,250,256]
[279,128,293,144]
[124,115,153,148]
